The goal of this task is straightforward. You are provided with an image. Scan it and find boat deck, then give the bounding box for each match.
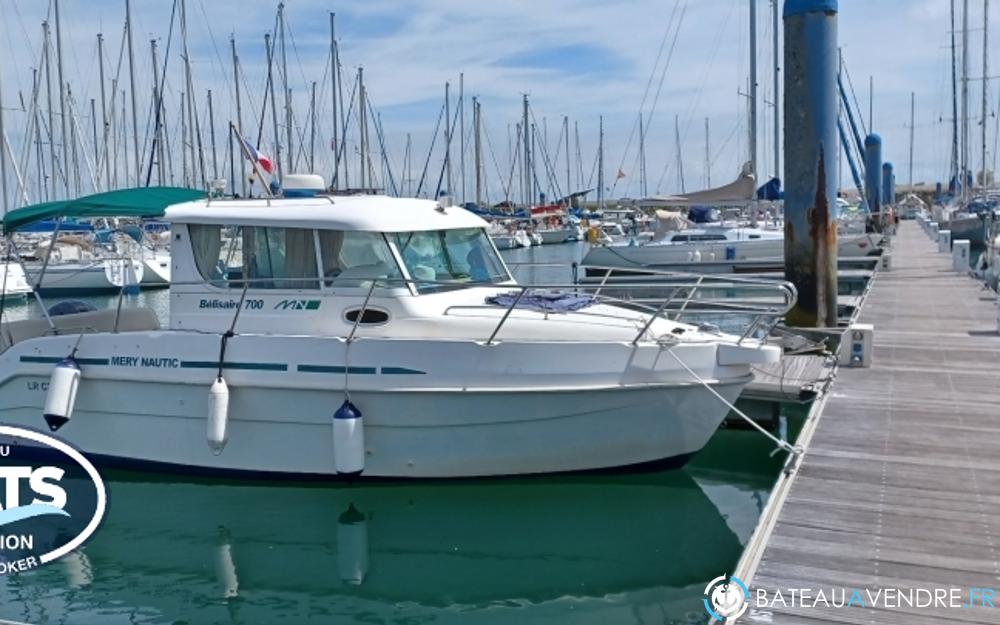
[738,221,1000,624]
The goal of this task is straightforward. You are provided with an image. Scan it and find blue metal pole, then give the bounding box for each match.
[784,0,838,327]
[838,73,865,156]
[837,116,866,209]
[864,134,883,226]
[882,162,894,205]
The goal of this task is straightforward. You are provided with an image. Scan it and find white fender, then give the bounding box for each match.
[692,249,702,262]
[333,400,365,475]
[336,504,369,585]
[43,357,81,431]
[207,377,230,455]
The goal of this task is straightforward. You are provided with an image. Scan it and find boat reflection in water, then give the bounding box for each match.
[0,469,770,625]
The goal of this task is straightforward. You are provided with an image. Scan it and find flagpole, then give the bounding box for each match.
[231,123,274,198]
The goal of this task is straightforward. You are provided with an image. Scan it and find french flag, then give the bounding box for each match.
[243,138,274,174]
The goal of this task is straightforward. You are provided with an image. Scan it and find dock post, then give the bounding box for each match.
[783,0,839,327]
[864,134,883,230]
[952,240,970,271]
[881,162,894,206]
[938,230,952,253]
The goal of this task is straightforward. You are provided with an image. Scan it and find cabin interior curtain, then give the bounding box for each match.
[318,230,345,275]
[189,225,223,282]
[284,228,319,289]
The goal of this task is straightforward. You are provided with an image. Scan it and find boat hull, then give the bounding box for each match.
[0,331,753,478]
[24,260,146,295]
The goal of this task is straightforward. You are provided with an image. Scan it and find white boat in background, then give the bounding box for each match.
[0,190,788,479]
[583,209,883,273]
[535,227,575,245]
[0,262,32,302]
[18,235,145,295]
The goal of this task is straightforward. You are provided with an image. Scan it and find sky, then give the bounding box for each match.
[0,0,994,208]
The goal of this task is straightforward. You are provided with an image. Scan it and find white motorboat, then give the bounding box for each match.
[0,262,32,302]
[535,227,575,245]
[18,236,145,295]
[0,192,785,479]
[583,223,883,273]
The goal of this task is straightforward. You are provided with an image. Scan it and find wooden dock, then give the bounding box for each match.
[736,221,1000,624]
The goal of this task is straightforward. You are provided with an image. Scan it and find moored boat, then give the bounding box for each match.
[0,189,788,479]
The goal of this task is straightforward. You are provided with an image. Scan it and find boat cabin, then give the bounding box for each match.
[165,195,515,335]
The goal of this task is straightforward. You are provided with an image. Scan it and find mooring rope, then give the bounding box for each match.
[667,347,801,457]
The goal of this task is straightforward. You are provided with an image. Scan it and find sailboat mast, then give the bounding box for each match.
[208,89,218,181]
[909,92,915,189]
[310,81,316,173]
[564,116,570,196]
[266,33,281,181]
[358,67,366,190]
[43,21,57,199]
[474,97,482,206]
[962,0,970,197]
[459,73,465,204]
[444,81,451,196]
[523,95,530,206]
[982,0,989,187]
[330,13,339,189]
[54,0,70,196]
[598,115,604,209]
[125,0,141,185]
[279,2,292,174]
[772,0,780,179]
[950,0,960,186]
[639,113,647,197]
[98,33,111,189]
[231,37,245,196]
[705,117,711,187]
[749,0,758,176]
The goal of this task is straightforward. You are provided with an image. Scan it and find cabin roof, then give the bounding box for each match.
[164,195,489,232]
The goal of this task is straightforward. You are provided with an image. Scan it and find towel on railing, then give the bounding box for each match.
[485,290,596,313]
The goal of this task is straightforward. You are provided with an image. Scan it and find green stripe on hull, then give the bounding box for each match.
[20,356,110,366]
[180,361,288,372]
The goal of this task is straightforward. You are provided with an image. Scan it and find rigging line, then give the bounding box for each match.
[481,109,510,202]
[415,103,445,198]
[609,0,682,195]
[674,0,735,146]
[527,107,563,200]
[144,0,177,187]
[841,55,868,137]
[196,0,237,109]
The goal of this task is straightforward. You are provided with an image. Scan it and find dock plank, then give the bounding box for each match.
[743,222,1000,625]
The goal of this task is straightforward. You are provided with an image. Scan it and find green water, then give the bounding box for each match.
[0,423,798,625]
[0,243,804,624]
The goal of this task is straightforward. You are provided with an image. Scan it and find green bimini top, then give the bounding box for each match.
[3,187,206,233]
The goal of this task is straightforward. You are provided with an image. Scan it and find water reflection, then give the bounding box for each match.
[0,469,769,625]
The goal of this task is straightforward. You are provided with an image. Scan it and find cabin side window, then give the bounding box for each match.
[189,225,320,289]
[317,230,403,288]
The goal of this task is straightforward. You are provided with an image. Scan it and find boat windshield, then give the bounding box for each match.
[390,228,510,292]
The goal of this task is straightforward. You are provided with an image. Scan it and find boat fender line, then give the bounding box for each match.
[337,503,369,584]
[206,282,251,455]
[666,348,802,459]
[333,399,365,476]
[42,332,87,432]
